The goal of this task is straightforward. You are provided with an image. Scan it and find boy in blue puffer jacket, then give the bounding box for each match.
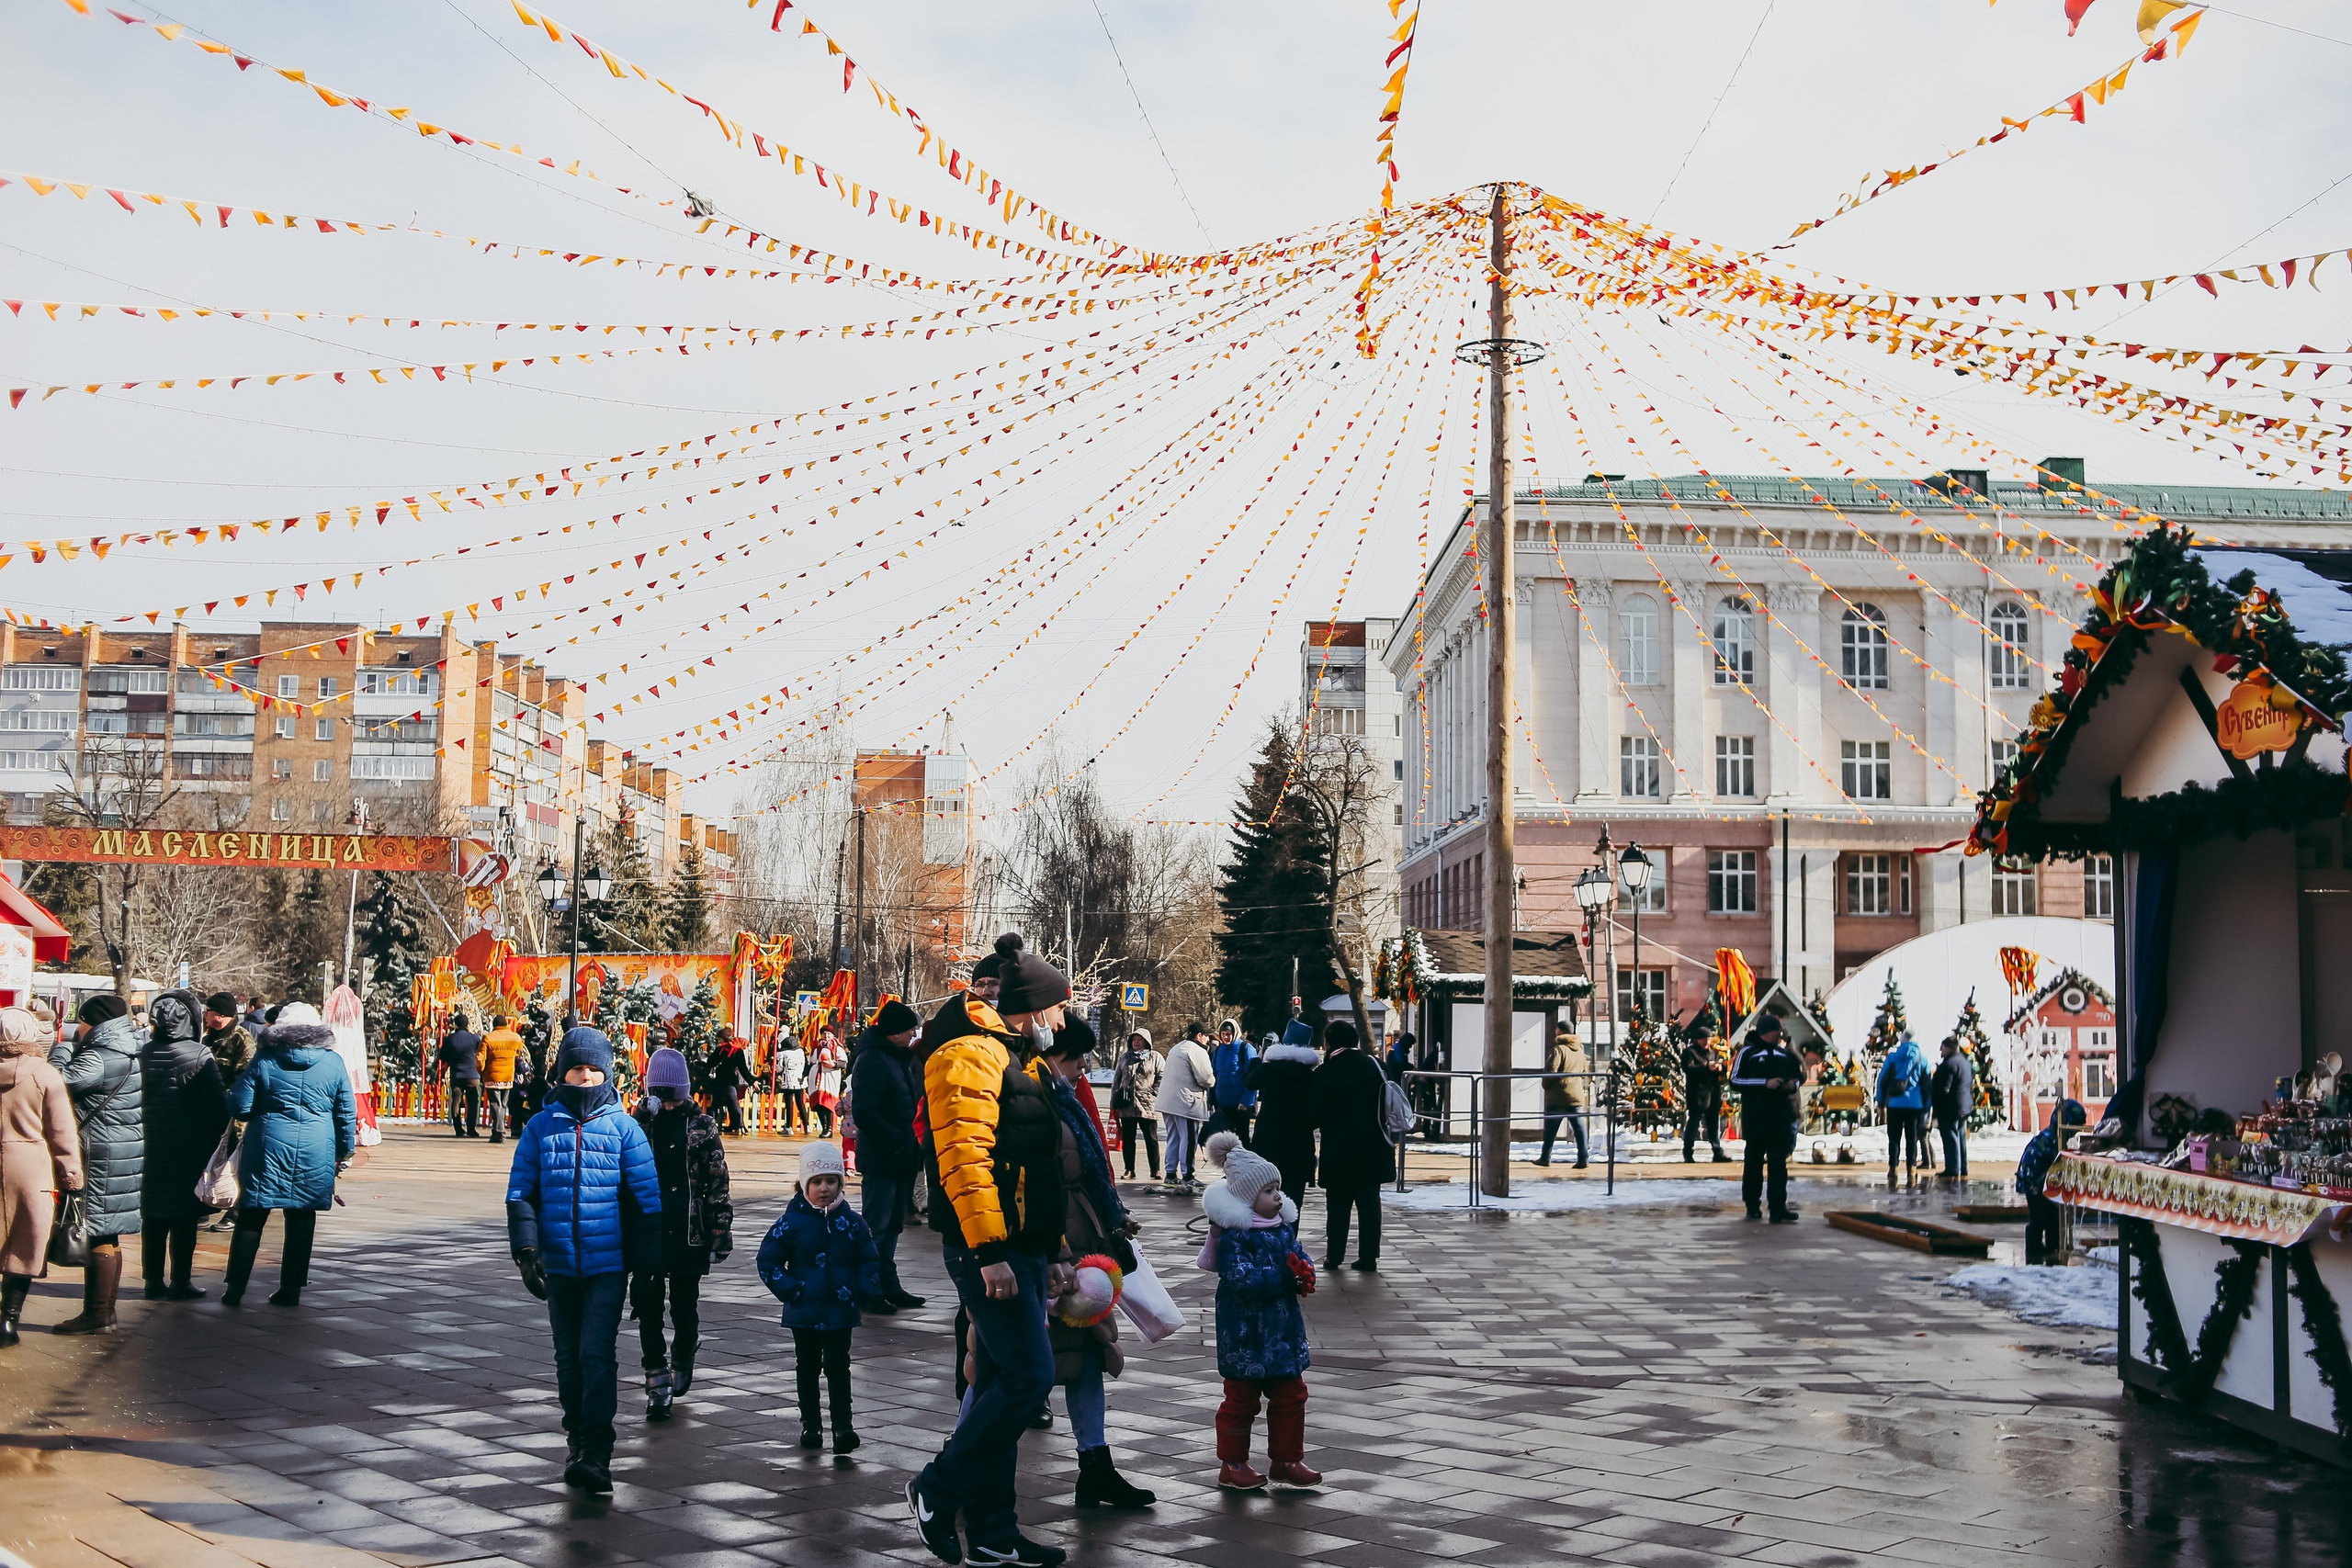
[757,1141,880,1453]
[507,1028,662,1494]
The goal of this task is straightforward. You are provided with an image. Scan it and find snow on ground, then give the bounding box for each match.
[1402,1131,2033,1165]
[1382,1176,1857,1213]
[1941,1260,2119,1329]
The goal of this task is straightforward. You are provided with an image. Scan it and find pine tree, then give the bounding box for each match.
[1861,975,1909,1073]
[1215,721,1337,1039]
[1611,999,1684,1137]
[671,972,722,1089]
[585,818,662,953]
[663,840,714,951]
[354,872,431,1082]
[1951,988,2002,1130]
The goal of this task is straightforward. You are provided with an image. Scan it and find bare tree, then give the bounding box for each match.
[47,739,180,999]
[1288,731,1384,1047]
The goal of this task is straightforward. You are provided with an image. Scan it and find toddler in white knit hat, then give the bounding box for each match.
[1196,1130,1321,1492]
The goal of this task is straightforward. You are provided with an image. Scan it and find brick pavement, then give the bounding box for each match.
[1,1124,2346,1568]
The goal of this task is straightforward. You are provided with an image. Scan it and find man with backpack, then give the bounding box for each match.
[1308,1020,1395,1272]
[1876,1030,1932,1189]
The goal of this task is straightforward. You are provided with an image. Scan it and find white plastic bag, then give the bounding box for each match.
[1115,1242,1186,1343]
[195,1126,241,1211]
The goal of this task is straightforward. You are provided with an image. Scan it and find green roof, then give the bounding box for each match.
[1498,475,2352,524]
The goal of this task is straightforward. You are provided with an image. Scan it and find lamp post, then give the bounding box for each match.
[537,816,611,1027]
[1618,843,1652,1027]
[1574,856,1616,1065]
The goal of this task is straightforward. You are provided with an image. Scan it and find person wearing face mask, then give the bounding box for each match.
[629,1047,732,1422]
[850,998,925,1313]
[904,932,1073,1568]
[506,1028,663,1494]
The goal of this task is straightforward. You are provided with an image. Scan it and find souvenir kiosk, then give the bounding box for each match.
[1376,927,1590,1131]
[1970,526,2352,1463]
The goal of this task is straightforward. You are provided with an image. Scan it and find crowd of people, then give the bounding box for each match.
[0,988,359,1346]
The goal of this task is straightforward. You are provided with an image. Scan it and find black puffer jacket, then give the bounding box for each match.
[1246,1042,1320,1193]
[630,1098,732,1275]
[54,1013,146,1236]
[1310,1046,1396,1190]
[849,1025,919,1179]
[141,989,230,1222]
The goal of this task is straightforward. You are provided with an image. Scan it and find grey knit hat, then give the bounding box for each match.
[1204,1129,1281,1207]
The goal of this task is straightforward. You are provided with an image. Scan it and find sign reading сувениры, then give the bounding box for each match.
[0,825,453,872]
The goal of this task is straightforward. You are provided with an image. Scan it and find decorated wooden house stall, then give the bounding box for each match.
[1969,525,2352,1463]
[1375,927,1590,1132]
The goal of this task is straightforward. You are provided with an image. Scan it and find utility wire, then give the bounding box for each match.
[1086,0,1215,246]
[1648,0,1776,225]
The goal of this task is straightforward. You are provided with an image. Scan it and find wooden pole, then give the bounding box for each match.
[1480,186,1517,1200]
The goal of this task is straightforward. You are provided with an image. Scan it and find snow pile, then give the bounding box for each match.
[1941,1261,2118,1329]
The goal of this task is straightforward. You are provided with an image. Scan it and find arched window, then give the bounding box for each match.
[1712,597,1754,685]
[1840,604,1890,689]
[1619,592,1658,685]
[1988,602,2031,690]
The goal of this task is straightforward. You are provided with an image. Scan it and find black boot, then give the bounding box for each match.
[671,1347,695,1397]
[1074,1446,1156,1508]
[221,1222,263,1307]
[645,1367,674,1423]
[571,1438,613,1494]
[0,1274,28,1348]
[830,1377,858,1453]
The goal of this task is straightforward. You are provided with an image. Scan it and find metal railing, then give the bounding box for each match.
[1400,1068,1622,1203]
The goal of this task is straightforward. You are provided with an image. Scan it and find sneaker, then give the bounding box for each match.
[905,1476,962,1564]
[967,1538,1066,1568]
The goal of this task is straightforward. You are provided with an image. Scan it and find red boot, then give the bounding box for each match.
[1265,1377,1320,1487]
[1216,1379,1265,1490]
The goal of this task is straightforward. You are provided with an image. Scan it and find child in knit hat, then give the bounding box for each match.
[756,1140,880,1451]
[1197,1129,1320,1492]
[628,1047,732,1423]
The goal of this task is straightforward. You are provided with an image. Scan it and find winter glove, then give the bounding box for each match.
[1284,1254,1317,1296]
[713,1240,732,1265]
[514,1247,548,1301]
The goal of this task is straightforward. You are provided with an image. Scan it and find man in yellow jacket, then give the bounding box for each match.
[481,1015,526,1145]
[905,932,1071,1568]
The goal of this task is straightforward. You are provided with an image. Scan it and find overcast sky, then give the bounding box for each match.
[4,0,2349,829]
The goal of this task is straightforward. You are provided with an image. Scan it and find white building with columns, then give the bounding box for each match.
[1383,468,2352,1023]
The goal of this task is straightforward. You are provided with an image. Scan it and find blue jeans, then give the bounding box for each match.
[863,1172,909,1294]
[1940,1122,1968,1178]
[1064,1343,1107,1450]
[920,1242,1052,1549]
[545,1272,628,1450]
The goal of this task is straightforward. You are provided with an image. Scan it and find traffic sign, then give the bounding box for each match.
[1120,983,1149,1010]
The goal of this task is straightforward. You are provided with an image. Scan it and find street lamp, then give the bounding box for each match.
[1619,844,1652,1026]
[536,818,610,1027]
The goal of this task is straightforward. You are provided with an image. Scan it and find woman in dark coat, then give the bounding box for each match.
[1308,1019,1395,1273]
[140,989,230,1301]
[224,1002,357,1308]
[51,993,145,1334]
[1245,1036,1321,1206]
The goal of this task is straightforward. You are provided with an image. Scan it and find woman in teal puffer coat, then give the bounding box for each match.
[224,1002,356,1308]
[50,994,144,1335]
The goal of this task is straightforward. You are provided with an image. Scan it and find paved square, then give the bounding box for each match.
[3,1126,2345,1568]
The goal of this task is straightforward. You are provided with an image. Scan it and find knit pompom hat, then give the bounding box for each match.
[798,1139,845,1186]
[1204,1129,1282,1208]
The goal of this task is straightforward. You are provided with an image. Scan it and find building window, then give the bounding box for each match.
[1393,758,1404,780]
[272,758,292,781]
[274,716,295,740]
[1714,734,1755,797]
[0,710,74,732]
[312,759,333,783]
[2084,853,2115,919]
[174,753,252,782]
[1620,735,1662,798]
[319,676,339,699]
[2080,1050,2118,1100]
[1840,604,1890,689]
[1991,738,2019,781]
[1616,967,1668,1023]
[1840,739,1892,800]
[1313,705,1366,736]
[1619,592,1658,685]
[277,675,299,698]
[1845,853,1911,916]
[269,798,292,821]
[311,799,334,823]
[1713,597,1754,685]
[3,666,79,691]
[1989,602,2032,690]
[1991,857,2038,916]
[1707,850,1757,913]
[315,716,335,741]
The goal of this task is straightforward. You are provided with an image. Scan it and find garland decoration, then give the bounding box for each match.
[2119,1216,2193,1377]
[2178,1240,2267,1404]
[1969,525,2352,859]
[2285,1241,2352,1443]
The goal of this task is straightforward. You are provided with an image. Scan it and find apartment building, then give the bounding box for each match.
[1385,467,2352,1019]
[1298,617,1405,939]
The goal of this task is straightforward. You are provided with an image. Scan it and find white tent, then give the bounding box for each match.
[1823,916,2112,1064]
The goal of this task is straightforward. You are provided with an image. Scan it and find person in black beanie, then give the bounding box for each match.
[1308,1020,1394,1272]
[906,934,1073,1568]
[852,998,925,1312]
[1728,1014,1804,1224]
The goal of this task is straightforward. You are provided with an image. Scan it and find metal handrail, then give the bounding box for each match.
[1401,1068,1622,1202]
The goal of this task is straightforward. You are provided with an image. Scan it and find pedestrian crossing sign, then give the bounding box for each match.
[1121,983,1149,1010]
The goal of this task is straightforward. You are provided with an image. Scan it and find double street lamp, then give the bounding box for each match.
[1570,831,1657,1058]
[537,817,612,1026]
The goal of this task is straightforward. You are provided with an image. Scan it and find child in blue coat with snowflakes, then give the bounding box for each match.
[757,1140,880,1451]
[1197,1129,1320,1492]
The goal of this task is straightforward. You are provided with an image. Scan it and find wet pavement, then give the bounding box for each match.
[2,1124,2346,1568]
